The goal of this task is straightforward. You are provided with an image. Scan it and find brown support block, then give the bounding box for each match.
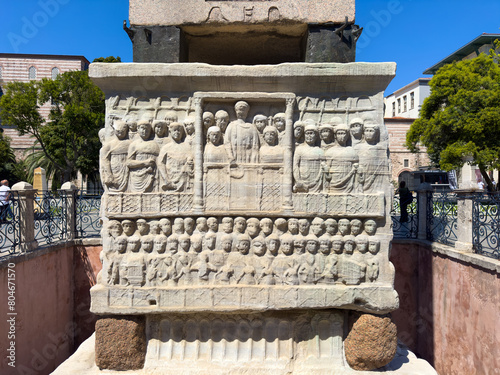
[95,315,146,370]
[344,313,398,371]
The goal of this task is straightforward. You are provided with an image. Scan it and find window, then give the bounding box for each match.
[392,102,396,117]
[0,65,2,79]
[403,96,407,112]
[397,98,401,113]
[29,66,36,80]
[410,92,415,110]
[51,67,60,80]
[404,159,409,168]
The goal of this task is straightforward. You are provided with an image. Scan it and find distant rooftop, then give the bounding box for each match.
[423,33,500,75]
[386,77,431,97]
[0,53,90,65]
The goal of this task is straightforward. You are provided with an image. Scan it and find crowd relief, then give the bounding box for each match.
[100,216,381,288]
[100,99,390,203]
[97,96,390,292]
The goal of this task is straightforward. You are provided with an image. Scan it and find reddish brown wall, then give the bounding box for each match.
[73,245,102,347]
[0,243,102,375]
[391,240,500,375]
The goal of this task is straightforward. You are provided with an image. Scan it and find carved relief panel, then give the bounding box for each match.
[100,92,388,218]
[91,62,397,316]
[145,311,344,370]
[92,214,398,314]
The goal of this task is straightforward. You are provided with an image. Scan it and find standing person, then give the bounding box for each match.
[292,124,325,193]
[477,179,485,190]
[0,180,11,221]
[397,181,412,223]
[224,101,260,165]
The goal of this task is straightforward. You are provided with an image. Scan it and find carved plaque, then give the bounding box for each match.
[91,62,398,316]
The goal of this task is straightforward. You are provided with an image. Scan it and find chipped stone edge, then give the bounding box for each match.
[90,284,399,315]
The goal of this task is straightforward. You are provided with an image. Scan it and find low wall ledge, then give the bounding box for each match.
[393,238,500,275]
[0,239,101,267]
[75,238,102,247]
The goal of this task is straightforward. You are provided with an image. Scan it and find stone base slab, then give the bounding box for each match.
[90,284,399,315]
[53,333,437,375]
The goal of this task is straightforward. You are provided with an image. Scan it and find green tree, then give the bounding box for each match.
[0,70,105,188]
[0,132,26,184]
[406,49,500,190]
[93,56,121,63]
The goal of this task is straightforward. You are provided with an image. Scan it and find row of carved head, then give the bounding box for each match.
[103,103,380,147]
[108,230,381,257]
[106,216,379,239]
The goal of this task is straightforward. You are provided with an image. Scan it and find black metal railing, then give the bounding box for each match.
[76,190,102,238]
[3,188,500,262]
[426,191,458,246]
[0,191,21,259]
[392,192,418,238]
[0,189,103,260]
[472,193,500,260]
[34,190,69,246]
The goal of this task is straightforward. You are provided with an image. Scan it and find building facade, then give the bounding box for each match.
[423,33,500,75]
[386,117,430,185]
[384,78,430,119]
[0,53,90,156]
[385,33,500,189]
[384,78,431,185]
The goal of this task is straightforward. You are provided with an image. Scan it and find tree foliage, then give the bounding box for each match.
[93,56,121,63]
[0,132,26,184]
[0,70,105,188]
[406,48,500,189]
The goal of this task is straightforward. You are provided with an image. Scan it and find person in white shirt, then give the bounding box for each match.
[0,180,11,221]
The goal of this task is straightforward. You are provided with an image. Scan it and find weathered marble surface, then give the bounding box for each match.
[90,62,397,316]
[92,63,394,218]
[53,332,438,375]
[129,0,355,27]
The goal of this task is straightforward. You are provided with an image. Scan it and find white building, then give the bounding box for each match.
[384,78,430,119]
[383,78,432,184]
[385,33,500,189]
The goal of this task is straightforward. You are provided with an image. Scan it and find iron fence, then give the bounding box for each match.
[76,190,102,238]
[0,191,21,259]
[3,188,500,262]
[392,192,418,238]
[34,190,69,246]
[426,191,458,246]
[472,193,500,260]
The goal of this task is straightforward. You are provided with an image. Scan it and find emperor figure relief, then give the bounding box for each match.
[224,101,260,165]
[127,120,160,193]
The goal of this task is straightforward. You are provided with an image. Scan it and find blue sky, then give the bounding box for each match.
[1,0,499,94]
